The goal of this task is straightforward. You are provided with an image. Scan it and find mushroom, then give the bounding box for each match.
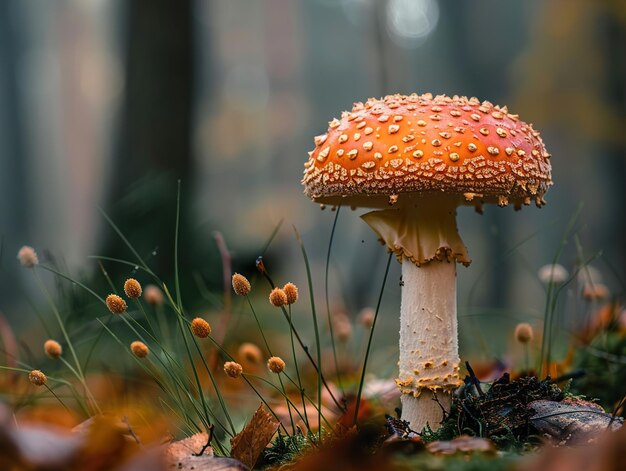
[301,93,552,431]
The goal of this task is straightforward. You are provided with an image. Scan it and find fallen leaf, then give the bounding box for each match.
[284,424,397,471]
[164,432,244,470]
[230,405,280,469]
[0,411,147,471]
[530,399,623,445]
[518,425,626,471]
[426,435,496,455]
[13,425,82,466]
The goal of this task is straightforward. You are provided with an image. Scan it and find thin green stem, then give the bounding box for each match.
[38,265,105,304]
[277,373,296,434]
[136,299,156,337]
[354,253,392,426]
[281,373,334,431]
[45,384,72,415]
[240,374,290,435]
[190,336,237,436]
[324,207,343,394]
[293,226,322,441]
[32,269,101,415]
[256,264,343,411]
[538,204,582,376]
[2,366,90,417]
[82,317,108,373]
[99,208,154,277]
[96,318,223,436]
[176,317,214,436]
[33,270,83,378]
[244,296,295,432]
[288,305,310,431]
[59,357,101,415]
[246,296,272,355]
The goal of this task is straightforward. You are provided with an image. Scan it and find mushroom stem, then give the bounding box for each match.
[399,258,460,431]
[361,196,466,430]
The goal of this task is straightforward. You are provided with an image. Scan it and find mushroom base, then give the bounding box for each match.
[361,196,470,267]
[402,391,452,433]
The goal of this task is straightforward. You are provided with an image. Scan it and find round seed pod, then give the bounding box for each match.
[44,340,62,359]
[232,273,251,296]
[267,356,286,374]
[224,361,243,378]
[124,278,143,298]
[131,341,149,358]
[191,318,212,338]
[29,370,47,386]
[106,294,127,314]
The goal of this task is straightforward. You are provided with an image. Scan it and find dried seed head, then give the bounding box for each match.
[238,342,262,365]
[143,284,164,306]
[17,246,38,268]
[267,356,286,374]
[232,273,251,296]
[29,370,47,386]
[44,339,62,359]
[124,278,142,298]
[131,341,149,358]
[224,361,243,378]
[537,264,569,284]
[283,283,299,305]
[191,318,212,338]
[582,283,610,301]
[514,323,534,344]
[358,307,375,329]
[106,294,127,314]
[269,288,288,307]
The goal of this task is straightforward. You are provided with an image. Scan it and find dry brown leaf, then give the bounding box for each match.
[530,399,623,445]
[518,425,626,471]
[230,405,280,469]
[0,412,145,471]
[165,436,245,471]
[164,432,226,470]
[284,425,397,471]
[426,435,496,455]
[1,422,82,469]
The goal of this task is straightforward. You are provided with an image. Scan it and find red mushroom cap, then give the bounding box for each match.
[302,93,552,209]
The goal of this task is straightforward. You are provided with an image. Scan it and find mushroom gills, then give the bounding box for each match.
[361,196,471,267]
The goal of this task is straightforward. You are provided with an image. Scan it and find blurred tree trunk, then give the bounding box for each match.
[101,0,196,277]
[605,11,626,277]
[0,1,28,305]
[444,1,522,308]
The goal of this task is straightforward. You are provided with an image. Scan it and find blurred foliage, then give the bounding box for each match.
[570,330,626,409]
[514,0,626,145]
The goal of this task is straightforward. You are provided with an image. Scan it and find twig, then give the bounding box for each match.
[465,361,484,397]
[193,424,215,456]
[431,391,449,423]
[608,395,626,429]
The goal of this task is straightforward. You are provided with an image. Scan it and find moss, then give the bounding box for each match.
[259,431,315,468]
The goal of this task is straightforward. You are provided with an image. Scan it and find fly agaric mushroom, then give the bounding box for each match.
[302,93,552,431]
